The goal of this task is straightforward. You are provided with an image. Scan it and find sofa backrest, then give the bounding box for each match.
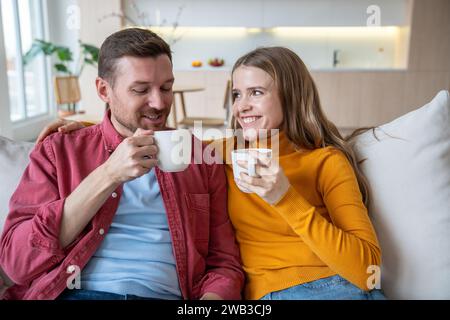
[0,136,34,295]
[0,136,34,232]
[350,90,450,299]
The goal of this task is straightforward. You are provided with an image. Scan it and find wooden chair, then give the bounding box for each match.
[177,80,232,128]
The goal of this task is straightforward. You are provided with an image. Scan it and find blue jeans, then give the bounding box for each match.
[57,289,161,300]
[260,275,387,300]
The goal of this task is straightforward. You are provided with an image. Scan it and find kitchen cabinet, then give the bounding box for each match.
[262,0,409,27]
[124,0,408,28]
[312,72,363,128]
[126,0,263,27]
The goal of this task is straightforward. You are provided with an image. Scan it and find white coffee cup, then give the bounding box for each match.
[154,129,192,172]
[231,148,272,193]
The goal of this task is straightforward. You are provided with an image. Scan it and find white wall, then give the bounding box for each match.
[77,0,122,117]
[47,0,80,58]
[47,0,80,92]
[0,6,12,138]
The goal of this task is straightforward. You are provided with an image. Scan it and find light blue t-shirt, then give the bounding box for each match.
[81,169,182,299]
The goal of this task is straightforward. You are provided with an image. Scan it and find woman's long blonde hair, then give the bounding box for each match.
[231,47,371,207]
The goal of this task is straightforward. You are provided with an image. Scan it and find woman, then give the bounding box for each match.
[38,47,385,300]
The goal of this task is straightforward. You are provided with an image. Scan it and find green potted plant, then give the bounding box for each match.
[23,39,99,116]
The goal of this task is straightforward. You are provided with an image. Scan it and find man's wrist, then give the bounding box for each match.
[97,163,121,188]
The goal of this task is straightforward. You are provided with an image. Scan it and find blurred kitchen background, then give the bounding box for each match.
[0,0,449,141]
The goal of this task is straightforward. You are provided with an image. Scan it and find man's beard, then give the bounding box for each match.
[113,107,167,134]
[114,114,138,134]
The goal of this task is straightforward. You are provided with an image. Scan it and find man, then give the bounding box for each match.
[0,28,244,300]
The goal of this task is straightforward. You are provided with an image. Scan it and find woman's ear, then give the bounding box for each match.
[96,77,111,104]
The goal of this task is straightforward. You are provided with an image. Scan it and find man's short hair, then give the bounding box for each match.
[98,27,172,86]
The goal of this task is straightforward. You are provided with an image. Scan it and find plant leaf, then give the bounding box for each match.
[55,63,70,74]
[23,43,43,65]
[35,39,55,55]
[81,43,99,63]
[56,47,73,62]
[84,58,96,66]
[23,39,55,65]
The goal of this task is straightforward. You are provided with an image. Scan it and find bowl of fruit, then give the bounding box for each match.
[208,58,225,67]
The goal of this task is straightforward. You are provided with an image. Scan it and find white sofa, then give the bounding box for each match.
[0,136,34,296]
[1,90,449,299]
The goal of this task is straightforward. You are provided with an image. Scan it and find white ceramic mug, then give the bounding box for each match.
[154,129,192,172]
[231,148,272,193]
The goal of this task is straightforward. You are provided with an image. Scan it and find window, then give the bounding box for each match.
[1,0,50,122]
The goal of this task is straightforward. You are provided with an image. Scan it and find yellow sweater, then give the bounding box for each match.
[221,132,381,300]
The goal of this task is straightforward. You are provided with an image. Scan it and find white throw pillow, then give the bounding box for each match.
[351,90,450,299]
[0,136,34,232]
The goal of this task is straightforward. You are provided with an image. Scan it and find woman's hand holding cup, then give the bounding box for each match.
[232,149,291,205]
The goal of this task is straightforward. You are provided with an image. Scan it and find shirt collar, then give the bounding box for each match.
[100,109,125,153]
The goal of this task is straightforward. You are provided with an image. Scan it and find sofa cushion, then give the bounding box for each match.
[350,90,450,299]
[0,136,34,232]
[0,136,34,295]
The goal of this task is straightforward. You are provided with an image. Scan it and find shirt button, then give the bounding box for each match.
[111,192,117,198]
[99,228,105,235]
